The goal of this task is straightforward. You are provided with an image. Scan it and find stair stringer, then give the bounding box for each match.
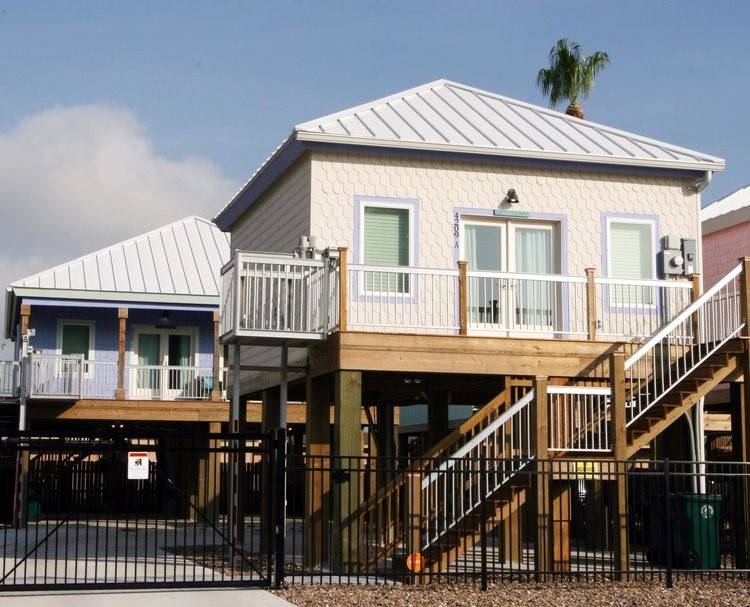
[625,340,743,458]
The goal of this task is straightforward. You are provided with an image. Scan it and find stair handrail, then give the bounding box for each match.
[424,389,535,477]
[623,262,744,425]
[421,389,535,548]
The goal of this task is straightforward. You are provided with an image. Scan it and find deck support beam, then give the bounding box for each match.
[532,375,551,579]
[304,375,332,567]
[427,389,451,451]
[611,351,629,579]
[197,422,221,526]
[332,370,362,573]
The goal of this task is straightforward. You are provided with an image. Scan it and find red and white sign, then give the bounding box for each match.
[128,452,150,480]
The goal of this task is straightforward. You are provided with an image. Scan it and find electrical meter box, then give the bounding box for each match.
[681,239,697,275]
[662,235,685,276]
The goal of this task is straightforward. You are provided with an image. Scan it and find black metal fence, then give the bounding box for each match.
[281,453,750,587]
[0,429,283,591]
[4,429,750,591]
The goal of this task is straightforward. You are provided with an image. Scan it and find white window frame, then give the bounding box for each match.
[357,198,417,297]
[605,216,658,309]
[56,320,96,377]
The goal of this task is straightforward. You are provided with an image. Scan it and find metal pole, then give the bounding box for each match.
[229,343,242,562]
[15,340,30,529]
[275,343,289,584]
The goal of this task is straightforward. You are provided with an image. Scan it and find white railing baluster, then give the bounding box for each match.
[547,385,613,453]
[420,389,535,550]
[624,262,744,427]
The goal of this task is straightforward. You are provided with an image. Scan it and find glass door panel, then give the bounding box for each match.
[511,226,554,331]
[465,223,506,329]
[167,334,191,394]
[136,333,161,397]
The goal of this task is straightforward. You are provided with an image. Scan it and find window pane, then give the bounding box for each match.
[364,206,409,293]
[610,221,654,305]
[61,324,90,359]
[515,228,553,326]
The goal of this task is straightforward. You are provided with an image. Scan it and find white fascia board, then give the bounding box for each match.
[11,287,219,307]
[295,131,726,173]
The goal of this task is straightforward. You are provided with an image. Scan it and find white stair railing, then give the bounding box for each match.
[624,262,744,426]
[421,389,534,548]
[548,385,612,453]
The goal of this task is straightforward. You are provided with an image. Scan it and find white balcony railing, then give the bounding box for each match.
[220,248,699,344]
[1,360,20,398]
[3,354,227,402]
[126,365,226,400]
[221,250,339,343]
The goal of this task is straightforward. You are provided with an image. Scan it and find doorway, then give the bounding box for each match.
[132,329,194,399]
[461,218,560,334]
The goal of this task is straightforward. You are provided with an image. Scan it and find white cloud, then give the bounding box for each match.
[0,104,238,354]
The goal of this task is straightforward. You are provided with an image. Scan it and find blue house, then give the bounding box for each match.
[2,216,230,431]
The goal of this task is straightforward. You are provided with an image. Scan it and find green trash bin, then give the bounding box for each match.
[648,493,724,569]
[674,493,724,569]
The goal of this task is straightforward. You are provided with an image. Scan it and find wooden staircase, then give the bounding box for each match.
[358,380,534,574]
[625,338,743,457]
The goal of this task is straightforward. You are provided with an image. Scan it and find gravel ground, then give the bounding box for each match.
[273,579,750,607]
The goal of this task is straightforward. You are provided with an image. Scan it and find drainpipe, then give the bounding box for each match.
[694,170,713,194]
[691,169,712,492]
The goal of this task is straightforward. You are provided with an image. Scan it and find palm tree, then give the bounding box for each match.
[536,38,610,119]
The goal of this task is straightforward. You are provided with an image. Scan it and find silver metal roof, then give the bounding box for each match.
[702,184,750,234]
[11,216,230,299]
[295,79,725,172]
[215,79,724,230]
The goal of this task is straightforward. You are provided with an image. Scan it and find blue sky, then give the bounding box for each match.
[1,0,749,352]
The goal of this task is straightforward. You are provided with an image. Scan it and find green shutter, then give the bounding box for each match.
[609,222,654,305]
[364,206,410,293]
[61,324,90,359]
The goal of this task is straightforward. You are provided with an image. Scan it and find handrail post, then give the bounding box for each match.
[211,310,221,401]
[691,273,701,340]
[116,308,128,399]
[740,258,750,465]
[586,268,597,340]
[339,247,348,333]
[740,258,750,339]
[458,261,468,336]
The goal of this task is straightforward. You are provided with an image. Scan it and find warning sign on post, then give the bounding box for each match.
[128,452,150,480]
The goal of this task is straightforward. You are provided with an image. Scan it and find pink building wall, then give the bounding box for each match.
[703,221,750,287]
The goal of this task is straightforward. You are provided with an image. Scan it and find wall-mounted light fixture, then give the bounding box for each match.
[505,188,520,204]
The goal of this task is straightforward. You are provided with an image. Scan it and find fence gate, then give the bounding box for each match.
[0,429,283,590]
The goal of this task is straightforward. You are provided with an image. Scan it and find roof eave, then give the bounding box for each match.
[702,206,750,235]
[213,133,301,231]
[295,131,726,174]
[10,287,220,307]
